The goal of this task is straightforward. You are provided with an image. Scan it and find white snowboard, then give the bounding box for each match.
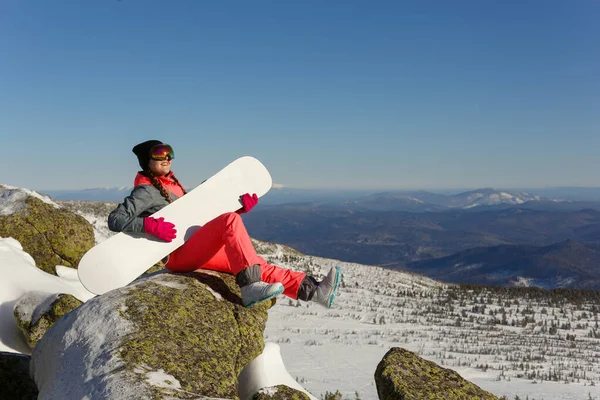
[77,156,273,295]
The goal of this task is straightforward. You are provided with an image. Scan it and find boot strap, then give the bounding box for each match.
[297,276,318,301]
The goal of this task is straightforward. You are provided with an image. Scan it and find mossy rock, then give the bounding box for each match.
[0,352,38,399]
[14,292,82,350]
[120,271,273,399]
[31,270,275,399]
[145,260,167,275]
[252,385,310,400]
[375,348,499,400]
[0,186,95,274]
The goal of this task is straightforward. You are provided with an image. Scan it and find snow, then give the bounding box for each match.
[77,211,113,243]
[55,265,81,280]
[31,285,139,399]
[460,189,542,208]
[0,237,95,354]
[512,277,534,287]
[258,252,600,400]
[137,367,182,390]
[14,291,60,329]
[0,185,59,215]
[205,285,224,300]
[453,262,484,273]
[238,342,318,400]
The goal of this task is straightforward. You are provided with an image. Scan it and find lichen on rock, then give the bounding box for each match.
[119,271,273,399]
[374,347,499,400]
[0,186,95,274]
[251,385,310,400]
[14,291,82,350]
[31,270,274,400]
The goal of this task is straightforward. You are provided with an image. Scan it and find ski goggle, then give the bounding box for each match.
[150,144,175,161]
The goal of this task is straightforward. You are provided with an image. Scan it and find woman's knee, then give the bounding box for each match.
[226,211,245,225]
[217,211,240,223]
[209,211,240,228]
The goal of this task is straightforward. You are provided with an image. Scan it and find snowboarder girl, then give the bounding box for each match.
[108,140,342,308]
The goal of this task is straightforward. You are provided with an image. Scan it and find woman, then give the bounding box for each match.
[108,140,341,308]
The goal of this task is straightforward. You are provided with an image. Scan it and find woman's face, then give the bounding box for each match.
[148,159,172,176]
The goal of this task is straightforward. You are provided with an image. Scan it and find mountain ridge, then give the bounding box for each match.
[401,239,600,290]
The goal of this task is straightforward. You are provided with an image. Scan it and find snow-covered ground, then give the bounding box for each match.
[2,196,599,400]
[256,243,600,400]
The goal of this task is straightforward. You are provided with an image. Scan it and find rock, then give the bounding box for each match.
[252,385,310,400]
[375,347,499,400]
[31,270,274,399]
[14,291,82,350]
[0,352,38,399]
[0,186,95,274]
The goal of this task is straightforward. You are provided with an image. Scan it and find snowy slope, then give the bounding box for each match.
[254,242,600,400]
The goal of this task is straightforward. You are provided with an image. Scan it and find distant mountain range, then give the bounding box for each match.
[40,186,600,209]
[242,203,600,289]
[401,239,600,290]
[319,188,543,212]
[243,206,600,265]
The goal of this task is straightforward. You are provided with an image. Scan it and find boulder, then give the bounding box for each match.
[0,186,95,274]
[14,291,82,350]
[31,270,273,399]
[252,385,310,400]
[375,347,499,400]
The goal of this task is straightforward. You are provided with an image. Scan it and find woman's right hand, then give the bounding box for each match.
[143,217,177,242]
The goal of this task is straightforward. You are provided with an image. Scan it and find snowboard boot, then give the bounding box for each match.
[297,266,342,308]
[236,264,284,307]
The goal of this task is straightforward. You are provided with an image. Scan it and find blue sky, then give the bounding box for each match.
[1,0,598,191]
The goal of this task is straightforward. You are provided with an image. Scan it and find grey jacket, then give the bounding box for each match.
[108,185,182,233]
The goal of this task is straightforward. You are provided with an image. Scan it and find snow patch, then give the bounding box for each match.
[257,387,278,395]
[555,276,576,286]
[204,285,223,301]
[238,342,318,400]
[55,265,80,281]
[0,237,95,354]
[0,185,59,215]
[452,263,483,273]
[31,289,138,399]
[149,278,188,290]
[135,367,182,390]
[511,277,533,287]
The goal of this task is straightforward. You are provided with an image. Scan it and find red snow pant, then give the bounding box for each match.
[165,212,306,299]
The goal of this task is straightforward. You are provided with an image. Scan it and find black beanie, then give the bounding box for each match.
[132,140,163,170]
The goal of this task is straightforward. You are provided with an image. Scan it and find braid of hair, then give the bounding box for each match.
[148,171,173,203]
[170,173,187,196]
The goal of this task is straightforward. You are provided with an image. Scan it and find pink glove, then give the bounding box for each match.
[144,217,177,242]
[237,193,258,214]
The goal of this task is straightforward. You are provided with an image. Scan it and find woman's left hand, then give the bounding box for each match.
[238,193,258,214]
